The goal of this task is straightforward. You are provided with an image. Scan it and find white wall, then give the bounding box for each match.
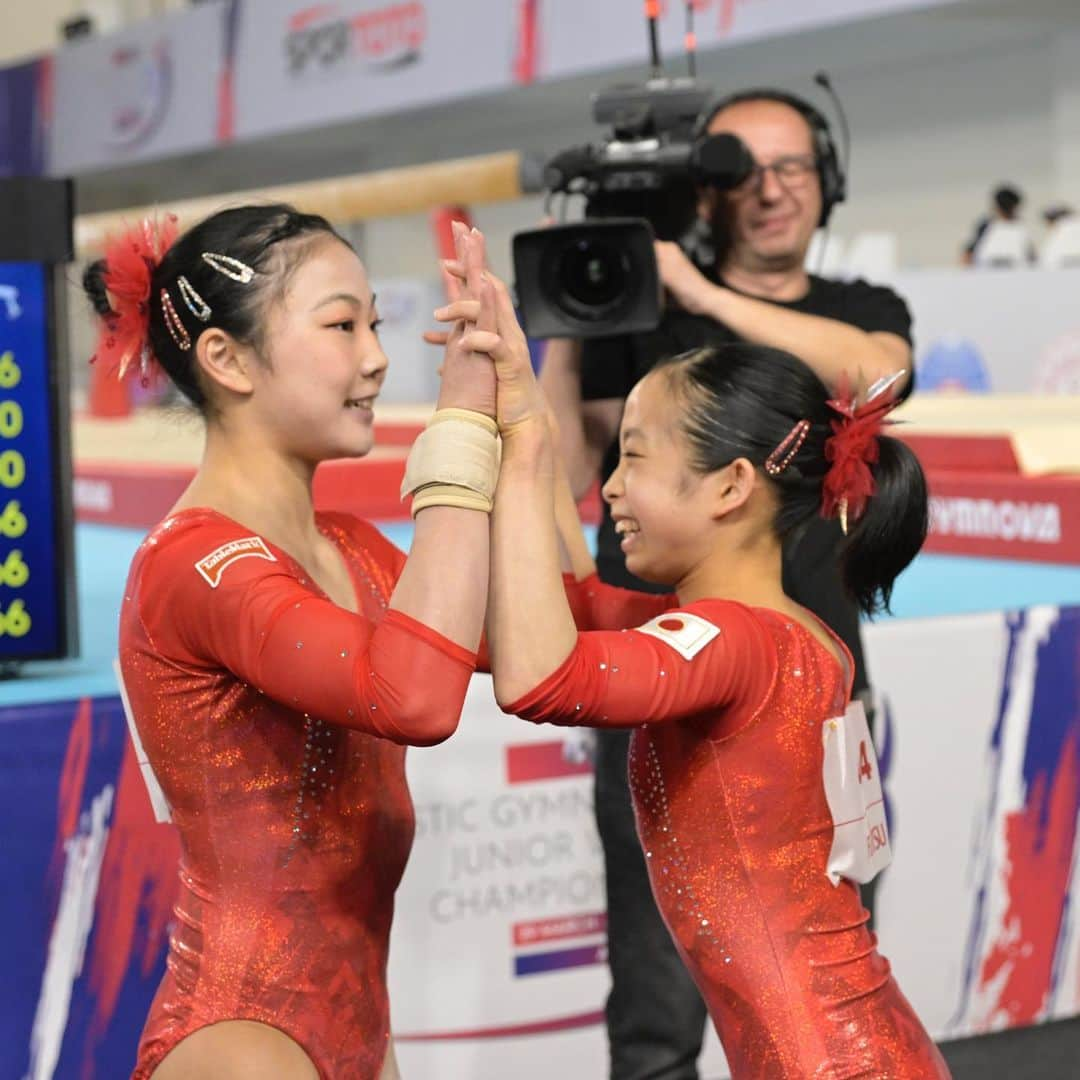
[0,0,78,65]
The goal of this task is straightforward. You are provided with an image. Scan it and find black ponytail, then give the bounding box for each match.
[658,344,928,616]
[82,260,113,316]
[841,436,927,614]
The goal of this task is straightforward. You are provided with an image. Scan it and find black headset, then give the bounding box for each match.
[694,88,847,228]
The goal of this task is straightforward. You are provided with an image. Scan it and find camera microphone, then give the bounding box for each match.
[691,132,755,189]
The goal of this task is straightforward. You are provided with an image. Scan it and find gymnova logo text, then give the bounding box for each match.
[929,496,1062,544]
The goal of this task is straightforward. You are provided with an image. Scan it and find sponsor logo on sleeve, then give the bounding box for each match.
[194,536,276,588]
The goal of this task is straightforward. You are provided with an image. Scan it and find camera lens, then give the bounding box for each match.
[518,219,659,336]
[560,241,627,306]
[551,239,631,319]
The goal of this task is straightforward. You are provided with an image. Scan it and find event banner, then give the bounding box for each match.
[33,0,967,176]
[868,606,1080,1037]
[5,604,1079,1077]
[231,0,520,142]
[925,473,1080,565]
[47,3,226,175]
[4,696,179,1080]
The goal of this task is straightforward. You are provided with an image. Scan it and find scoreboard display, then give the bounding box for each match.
[0,260,77,664]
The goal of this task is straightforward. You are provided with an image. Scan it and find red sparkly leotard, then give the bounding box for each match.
[119,508,477,1079]
[513,576,951,1079]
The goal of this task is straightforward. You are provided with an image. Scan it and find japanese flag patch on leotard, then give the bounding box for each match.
[634,612,720,661]
[195,536,276,588]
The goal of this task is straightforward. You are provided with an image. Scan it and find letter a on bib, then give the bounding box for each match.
[821,699,892,885]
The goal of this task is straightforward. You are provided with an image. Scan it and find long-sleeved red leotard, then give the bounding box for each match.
[511,575,950,1079]
[120,508,477,1079]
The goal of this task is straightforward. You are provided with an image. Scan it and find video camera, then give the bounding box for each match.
[513,7,756,339]
[513,79,753,340]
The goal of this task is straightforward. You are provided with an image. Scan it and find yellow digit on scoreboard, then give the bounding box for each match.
[0,352,20,390]
[0,500,27,538]
[0,400,23,438]
[0,449,25,489]
[0,599,31,638]
[0,550,28,588]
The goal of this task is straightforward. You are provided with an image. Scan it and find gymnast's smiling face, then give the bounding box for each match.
[197,234,389,464]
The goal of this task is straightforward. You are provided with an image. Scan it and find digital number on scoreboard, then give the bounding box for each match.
[0,262,69,660]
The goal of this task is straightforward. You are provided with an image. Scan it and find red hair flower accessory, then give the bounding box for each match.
[821,370,906,534]
[92,214,178,384]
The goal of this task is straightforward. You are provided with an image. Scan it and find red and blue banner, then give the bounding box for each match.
[3,695,176,1080]
[951,606,1080,1031]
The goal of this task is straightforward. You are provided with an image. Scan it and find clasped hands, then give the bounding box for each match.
[423,221,547,438]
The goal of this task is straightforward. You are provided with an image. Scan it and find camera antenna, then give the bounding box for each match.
[644,0,663,79]
[685,3,697,78]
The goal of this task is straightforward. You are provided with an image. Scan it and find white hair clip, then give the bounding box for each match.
[201,252,255,284]
[177,276,211,321]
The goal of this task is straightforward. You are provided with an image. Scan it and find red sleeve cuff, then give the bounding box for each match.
[502,643,580,721]
[563,571,600,590]
[383,608,478,670]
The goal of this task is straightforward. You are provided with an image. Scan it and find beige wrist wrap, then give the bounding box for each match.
[400,408,500,516]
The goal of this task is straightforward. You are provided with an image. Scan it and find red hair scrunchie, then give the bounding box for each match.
[820,372,904,533]
[92,214,178,384]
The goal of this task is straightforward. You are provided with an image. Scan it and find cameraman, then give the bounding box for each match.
[540,89,914,1080]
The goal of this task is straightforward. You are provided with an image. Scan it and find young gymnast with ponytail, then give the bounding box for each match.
[438,234,950,1077]
[85,208,510,1079]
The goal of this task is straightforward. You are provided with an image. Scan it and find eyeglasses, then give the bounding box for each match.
[735,155,817,193]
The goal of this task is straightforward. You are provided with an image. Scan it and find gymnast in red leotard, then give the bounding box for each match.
[435,255,952,1077]
[85,208,509,1078]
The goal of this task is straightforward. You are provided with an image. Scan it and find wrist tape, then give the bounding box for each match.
[401,408,500,517]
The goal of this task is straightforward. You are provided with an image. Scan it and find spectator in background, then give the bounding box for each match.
[962,184,1030,265]
[1043,202,1075,228]
[1038,202,1080,269]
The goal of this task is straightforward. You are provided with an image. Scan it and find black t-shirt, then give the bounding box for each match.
[580,274,914,695]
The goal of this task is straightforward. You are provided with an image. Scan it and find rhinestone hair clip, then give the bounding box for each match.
[764,419,811,477]
[177,275,211,321]
[201,252,255,283]
[160,288,191,351]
